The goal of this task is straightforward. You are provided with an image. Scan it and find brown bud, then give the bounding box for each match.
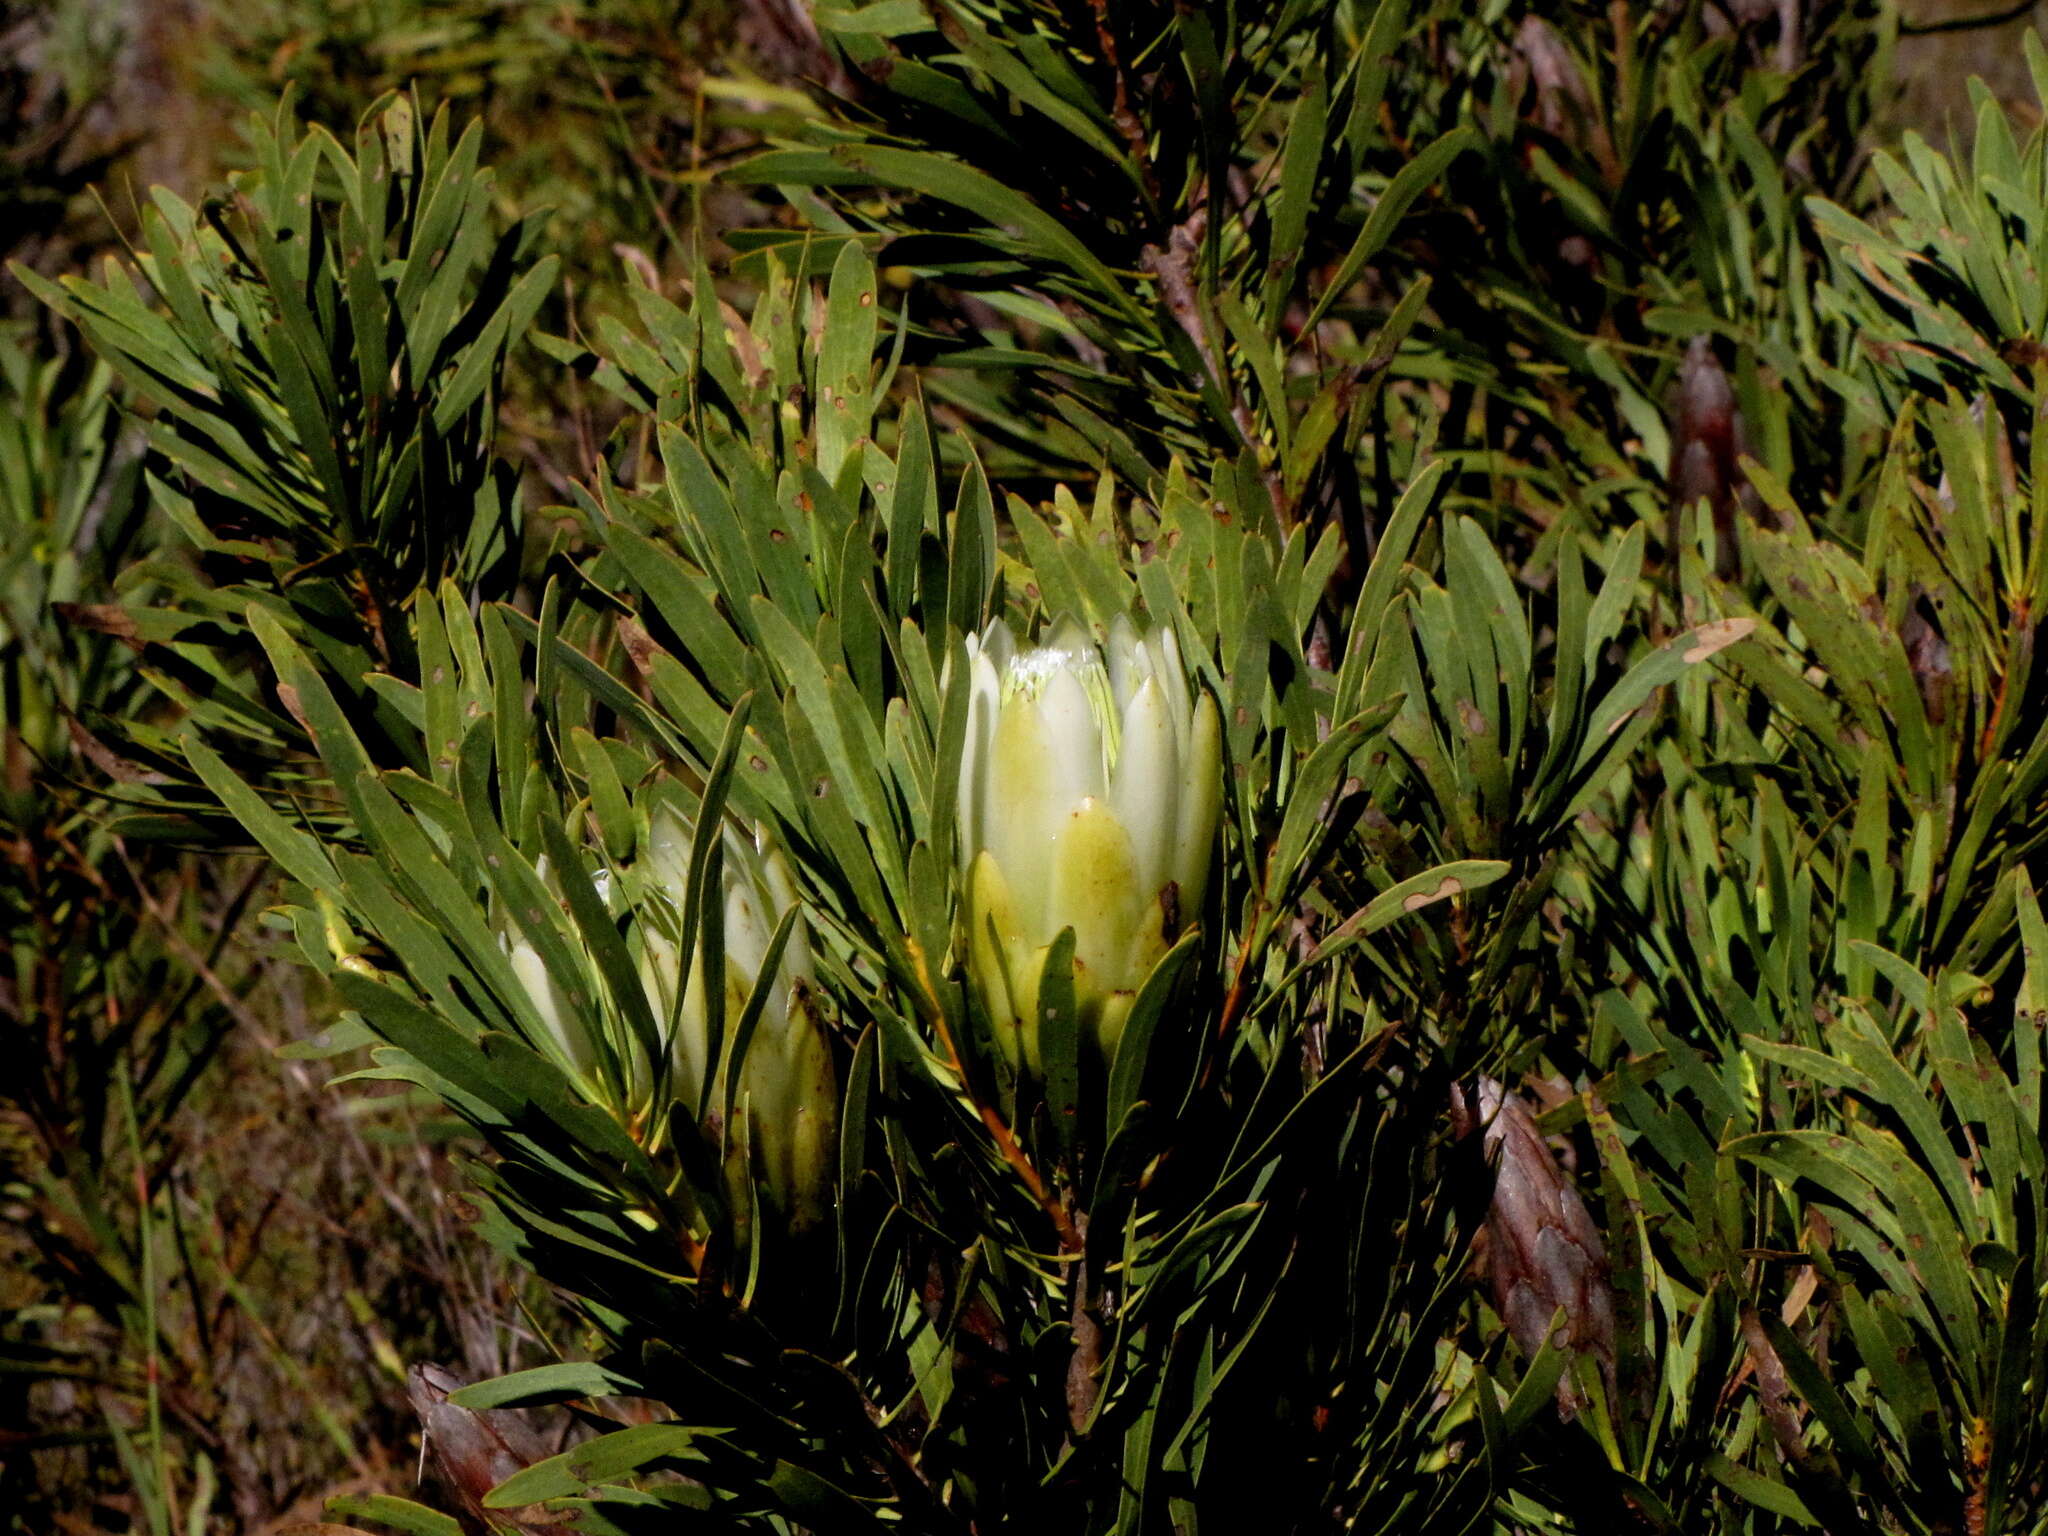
[1512,18,1592,141]
[1509,19,1620,183]
[407,1363,567,1534]
[1900,593,1954,727]
[1668,336,1756,578]
[1453,1079,1616,1417]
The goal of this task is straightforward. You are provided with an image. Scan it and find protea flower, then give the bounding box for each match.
[637,810,837,1232]
[956,615,1222,1076]
[498,815,837,1233]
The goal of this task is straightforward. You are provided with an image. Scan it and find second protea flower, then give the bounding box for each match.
[638,810,837,1233]
[957,615,1221,1075]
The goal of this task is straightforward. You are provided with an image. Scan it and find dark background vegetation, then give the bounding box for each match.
[8,0,2048,1530]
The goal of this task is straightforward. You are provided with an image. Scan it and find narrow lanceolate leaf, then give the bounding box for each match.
[1304,128,1476,330]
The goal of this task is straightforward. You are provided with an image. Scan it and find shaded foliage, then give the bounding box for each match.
[23,2,2048,1533]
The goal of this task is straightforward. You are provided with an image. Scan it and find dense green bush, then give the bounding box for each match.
[21,0,2048,1531]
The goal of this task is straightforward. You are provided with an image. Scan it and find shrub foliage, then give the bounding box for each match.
[20,1,2048,1532]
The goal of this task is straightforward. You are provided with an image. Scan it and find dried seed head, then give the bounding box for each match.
[1454,1077,1617,1417]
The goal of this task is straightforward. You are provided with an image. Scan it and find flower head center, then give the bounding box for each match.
[1000,638,1122,777]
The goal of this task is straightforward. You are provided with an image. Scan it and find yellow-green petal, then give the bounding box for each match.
[1046,797,1144,1001]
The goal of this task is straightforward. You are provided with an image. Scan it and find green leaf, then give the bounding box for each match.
[447,1361,640,1409]
[1036,928,1082,1167]
[731,146,1144,323]
[1304,128,1475,331]
[1106,932,1203,1139]
[1702,1454,1820,1527]
[484,1424,714,1507]
[322,1493,462,1536]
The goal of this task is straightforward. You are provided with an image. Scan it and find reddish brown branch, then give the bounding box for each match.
[1089,0,1161,207]
[907,938,1082,1252]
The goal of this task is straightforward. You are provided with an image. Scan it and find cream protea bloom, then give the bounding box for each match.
[957,615,1222,1075]
[638,810,837,1232]
[498,816,837,1232]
